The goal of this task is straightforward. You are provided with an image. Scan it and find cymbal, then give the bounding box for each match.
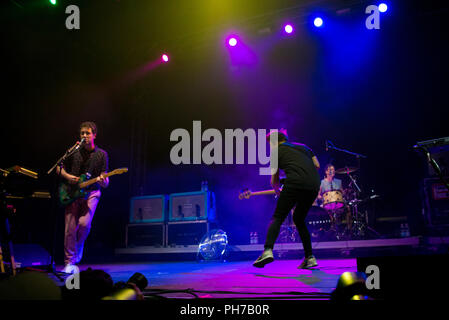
[335,167,358,174]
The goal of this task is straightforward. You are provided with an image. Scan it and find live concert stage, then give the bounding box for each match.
[2,0,449,306]
[53,234,447,301]
[57,258,358,299]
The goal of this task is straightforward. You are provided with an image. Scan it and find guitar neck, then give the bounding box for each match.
[250,189,276,196]
[79,171,119,189]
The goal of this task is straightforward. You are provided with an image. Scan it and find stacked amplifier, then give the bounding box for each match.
[126,191,216,247]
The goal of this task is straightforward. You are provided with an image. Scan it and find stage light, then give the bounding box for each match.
[162,54,169,63]
[331,272,373,301]
[103,272,148,300]
[284,24,294,34]
[314,17,323,28]
[49,0,57,5]
[378,3,388,12]
[228,37,237,47]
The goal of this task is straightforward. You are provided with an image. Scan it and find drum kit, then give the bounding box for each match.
[279,165,380,243]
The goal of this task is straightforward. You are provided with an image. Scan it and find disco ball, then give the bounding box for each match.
[197,229,228,261]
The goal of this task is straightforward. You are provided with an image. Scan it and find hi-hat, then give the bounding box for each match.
[335,167,358,174]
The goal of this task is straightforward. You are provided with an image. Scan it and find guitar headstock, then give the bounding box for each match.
[111,168,128,175]
[239,188,252,200]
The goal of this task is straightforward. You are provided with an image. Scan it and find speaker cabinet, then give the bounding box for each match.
[126,223,165,247]
[167,221,215,246]
[168,191,216,222]
[129,195,167,223]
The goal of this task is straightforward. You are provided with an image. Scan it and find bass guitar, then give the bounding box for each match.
[58,168,128,206]
[238,188,281,200]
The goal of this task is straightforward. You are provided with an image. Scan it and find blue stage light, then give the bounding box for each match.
[378,3,388,13]
[314,17,323,28]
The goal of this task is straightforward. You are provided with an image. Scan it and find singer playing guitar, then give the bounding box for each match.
[56,121,109,274]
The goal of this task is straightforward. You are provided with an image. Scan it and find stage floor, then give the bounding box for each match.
[57,258,357,299]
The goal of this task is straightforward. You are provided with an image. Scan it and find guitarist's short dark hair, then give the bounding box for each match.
[80,121,97,135]
[266,129,288,143]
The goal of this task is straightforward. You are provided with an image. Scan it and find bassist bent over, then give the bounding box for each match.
[253,130,320,269]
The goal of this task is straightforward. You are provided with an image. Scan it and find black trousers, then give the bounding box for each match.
[264,187,318,258]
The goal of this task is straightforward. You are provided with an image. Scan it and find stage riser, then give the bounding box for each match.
[117,237,427,255]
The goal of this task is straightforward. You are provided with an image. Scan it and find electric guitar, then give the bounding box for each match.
[238,188,281,200]
[58,168,128,206]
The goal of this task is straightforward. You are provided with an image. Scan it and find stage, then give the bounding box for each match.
[50,235,446,300]
[57,258,356,299]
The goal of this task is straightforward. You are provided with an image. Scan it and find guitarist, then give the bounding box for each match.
[56,121,109,274]
[253,130,321,269]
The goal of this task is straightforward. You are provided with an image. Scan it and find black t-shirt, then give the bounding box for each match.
[63,146,108,191]
[277,142,320,191]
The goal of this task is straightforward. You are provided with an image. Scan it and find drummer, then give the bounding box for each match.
[316,164,353,237]
[317,164,343,204]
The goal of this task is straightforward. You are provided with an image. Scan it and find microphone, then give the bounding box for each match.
[74,137,86,151]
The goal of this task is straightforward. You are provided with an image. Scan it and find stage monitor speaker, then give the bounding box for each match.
[422,177,449,226]
[357,255,449,300]
[11,244,51,268]
[129,195,167,223]
[126,223,165,247]
[168,191,216,222]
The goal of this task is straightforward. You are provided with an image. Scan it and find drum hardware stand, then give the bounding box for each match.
[349,194,381,239]
[279,208,299,243]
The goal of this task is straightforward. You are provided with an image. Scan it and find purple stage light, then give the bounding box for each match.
[284,24,294,34]
[162,54,169,62]
[228,37,237,47]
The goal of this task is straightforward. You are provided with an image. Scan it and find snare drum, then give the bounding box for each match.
[322,190,344,210]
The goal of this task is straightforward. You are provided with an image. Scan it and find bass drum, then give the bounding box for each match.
[305,206,333,240]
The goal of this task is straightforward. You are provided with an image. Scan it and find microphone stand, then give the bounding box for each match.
[346,169,361,194]
[326,141,380,238]
[47,141,80,175]
[326,141,367,159]
[45,142,81,279]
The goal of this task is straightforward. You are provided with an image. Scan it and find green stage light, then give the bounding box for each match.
[49,0,57,5]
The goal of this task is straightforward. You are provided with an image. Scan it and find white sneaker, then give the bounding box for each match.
[298,255,318,269]
[253,249,274,268]
[61,264,77,274]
